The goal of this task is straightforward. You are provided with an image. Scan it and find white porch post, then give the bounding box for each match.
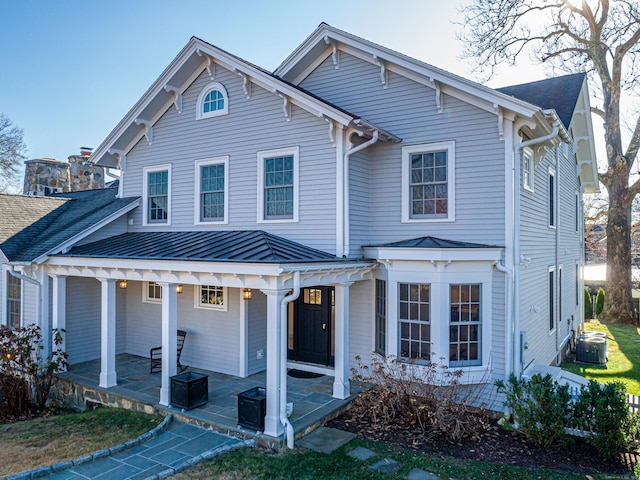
[51,275,67,366]
[262,288,286,437]
[159,282,178,406]
[239,289,249,378]
[40,272,51,357]
[98,278,117,388]
[333,282,351,399]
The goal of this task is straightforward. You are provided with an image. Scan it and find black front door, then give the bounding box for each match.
[290,286,333,366]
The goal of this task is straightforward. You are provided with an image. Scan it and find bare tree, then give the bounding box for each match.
[0,114,27,193]
[460,0,640,323]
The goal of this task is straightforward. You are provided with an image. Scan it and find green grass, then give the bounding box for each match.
[172,437,623,480]
[0,408,161,477]
[561,320,640,395]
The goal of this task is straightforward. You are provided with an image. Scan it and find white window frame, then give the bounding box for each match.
[548,266,556,333]
[194,285,228,311]
[5,270,22,329]
[522,147,534,192]
[196,82,229,120]
[401,141,455,223]
[256,146,299,223]
[548,167,556,229]
[194,156,229,225]
[142,281,162,304]
[143,164,172,226]
[449,283,482,367]
[575,190,580,233]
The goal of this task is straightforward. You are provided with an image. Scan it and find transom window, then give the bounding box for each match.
[257,147,299,223]
[6,272,21,329]
[398,283,431,361]
[196,82,229,120]
[195,157,228,224]
[143,165,171,225]
[402,142,455,223]
[143,281,162,303]
[195,285,226,311]
[523,147,534,191]
[449,284,481,367]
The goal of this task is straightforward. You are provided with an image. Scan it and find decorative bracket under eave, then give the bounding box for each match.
[494,104,504,141]
[324,35,339,69]
[108,149,127,171]
[134,118,154,145]
[372,55,388,89]
[163,85,183,113]
[235,70,252,99]
[324,116,335,146]
[429,78,443,113]
[277,92,291,121]
[197,48,216,80]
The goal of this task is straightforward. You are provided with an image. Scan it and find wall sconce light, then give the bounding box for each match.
[119,279,128,289]
[243,288,252,300]
[176,284,183,294]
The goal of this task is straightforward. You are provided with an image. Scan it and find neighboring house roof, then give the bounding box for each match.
[0,188,139,263]
[497,73,586,130]
[369,236,501,249]
[59,230,345,263]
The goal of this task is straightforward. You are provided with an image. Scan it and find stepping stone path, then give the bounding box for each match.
[345,445,442,479]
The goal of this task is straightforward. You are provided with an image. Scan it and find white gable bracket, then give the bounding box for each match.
[372,55,388,89]
[324,116,336,146]
[197,48,216,80]
[163,85,183,113]
[429,78,443,113]
[134,118,153,145]
[235,70,252,99]
[277,92,291,121]
[494,104,504,141]
[324,35,339,69]
[108,149,127,171]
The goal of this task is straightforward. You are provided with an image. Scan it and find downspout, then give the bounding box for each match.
[494,261,513,378]
[555,147,560,359]
[514,115,560,376]
[279,271,300,449]
[341,130,379,257]
[8,265,41,331]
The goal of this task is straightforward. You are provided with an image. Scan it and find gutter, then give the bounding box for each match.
[279,271,300,448]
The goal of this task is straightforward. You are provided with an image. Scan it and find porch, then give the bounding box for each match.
[57,353,357,446]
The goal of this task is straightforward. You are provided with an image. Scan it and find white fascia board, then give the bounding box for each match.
[363,246,504,262]
[577,82,600,193]
[33,199,140,265]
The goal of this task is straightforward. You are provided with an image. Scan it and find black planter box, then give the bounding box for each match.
[170,372,208,410]
[237,386,266,431]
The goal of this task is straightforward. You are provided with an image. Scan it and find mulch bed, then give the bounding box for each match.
[326,408,638,475]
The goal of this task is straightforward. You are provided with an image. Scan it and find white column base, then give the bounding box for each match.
[333,378,351,400]
[100,371,117,388]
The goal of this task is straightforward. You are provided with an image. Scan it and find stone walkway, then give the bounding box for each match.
[7,416,254,480]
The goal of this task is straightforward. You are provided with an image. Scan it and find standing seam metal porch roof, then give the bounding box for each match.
[59,231,346,263]
[367,236,502,249]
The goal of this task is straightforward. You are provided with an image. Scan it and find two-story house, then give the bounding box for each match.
[0,23,598,441]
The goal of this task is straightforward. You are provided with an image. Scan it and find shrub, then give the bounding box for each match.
[584,287,593,320]
[572,380,640,459]
[495,373,571,449]
[0,325,68,419]
[595,287,605,317]
[351,354,492,443]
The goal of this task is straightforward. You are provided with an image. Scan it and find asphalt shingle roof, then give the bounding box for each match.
[497,73,586,130]
[369,236,500,249]
[0,188,139,262]
[61,230,342,264]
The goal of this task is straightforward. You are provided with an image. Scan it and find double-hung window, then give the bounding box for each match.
[549,267,556,331]
[6,272,21,329]
[375,279,387,355]
[549,168,556,228]
[195,157,228,224]
[401,141,455,222]
[143,281,162,303]
[398,283,431,361]
[449,284,481,367]
[257,147,299,222]
[143,165,171,225]
[522,148,534,191]
[195,285,227,311]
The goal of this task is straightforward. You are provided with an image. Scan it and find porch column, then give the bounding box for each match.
[98,278,117,388]
[333,282,352,399]
[40,272,51,357]
[239,289,249,378]
[262,288,287,437]
[159,282,178,406]
[51,275,67,365]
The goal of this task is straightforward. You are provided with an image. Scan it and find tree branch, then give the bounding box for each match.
[591,106,606,119]
[625,113,640,163]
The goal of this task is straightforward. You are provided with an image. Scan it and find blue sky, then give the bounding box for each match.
[0,0,547,164]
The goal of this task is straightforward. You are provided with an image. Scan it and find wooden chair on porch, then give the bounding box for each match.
[150,329,187,374]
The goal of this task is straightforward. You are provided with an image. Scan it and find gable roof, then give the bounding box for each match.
[59,230,343,264]
[0,188,139,263]
[91,36,398,169]
[497,73,586,130]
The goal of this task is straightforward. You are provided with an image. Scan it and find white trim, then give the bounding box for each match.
[401,141,455,223]
[143,164,172,226]
[363,246,503,263]
[548,266,556,334]
[522,147,534,192]
[257,146,299,223]
[193,284,228,311]
[194,156,229,225]
[196,82,229,120]
[142,281,162,304]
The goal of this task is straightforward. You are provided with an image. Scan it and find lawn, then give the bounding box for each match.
[0,408,161,478]
[172,437,623,480]
[561,319,640,395]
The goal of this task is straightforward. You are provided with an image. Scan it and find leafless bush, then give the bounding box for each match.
[350,353,493,443]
